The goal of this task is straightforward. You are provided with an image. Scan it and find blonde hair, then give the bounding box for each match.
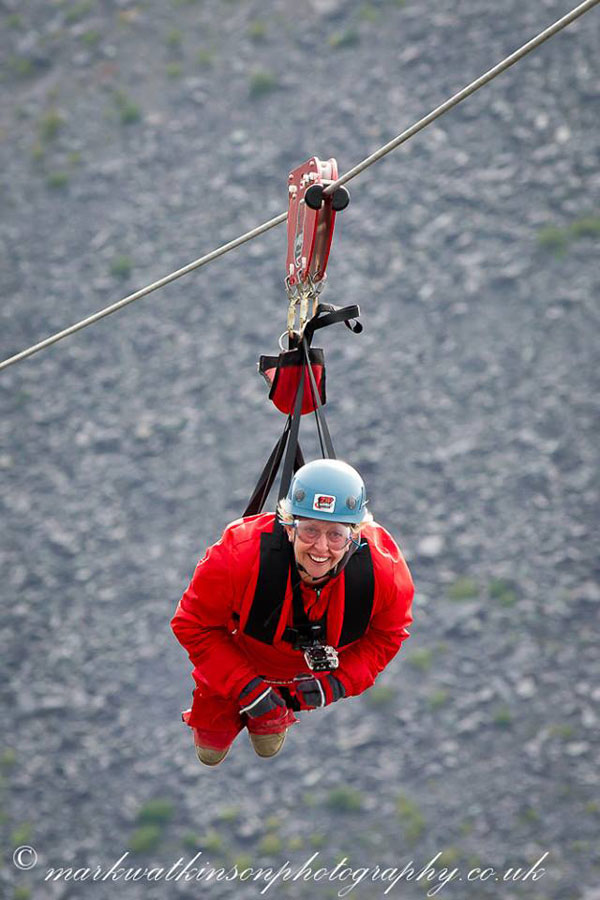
[276,498,373,536]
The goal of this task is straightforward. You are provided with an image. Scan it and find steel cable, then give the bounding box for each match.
[0,212,287,372]
[323,0,600,195]
[1,0,597,373]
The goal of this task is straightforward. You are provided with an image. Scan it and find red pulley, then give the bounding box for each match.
[285,157,350,290]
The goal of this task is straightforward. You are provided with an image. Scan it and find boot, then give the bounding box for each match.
[195,744,230,767]
[248,729,287,758]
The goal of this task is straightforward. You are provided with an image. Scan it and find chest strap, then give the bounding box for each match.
[243,524,375,648]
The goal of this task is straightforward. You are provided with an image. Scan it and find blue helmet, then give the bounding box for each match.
[285,459,367,524]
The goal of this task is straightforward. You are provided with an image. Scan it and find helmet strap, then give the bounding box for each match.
[291,531,360,585]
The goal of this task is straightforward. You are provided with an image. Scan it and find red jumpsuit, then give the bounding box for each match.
[171,513,414,750]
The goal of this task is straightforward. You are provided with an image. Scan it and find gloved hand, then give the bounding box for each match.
[239,677,295,735]
[239,677,286,719]
[294,674,345,710]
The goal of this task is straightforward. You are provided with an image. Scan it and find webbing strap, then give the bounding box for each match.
[243,419,305,517]
[243,532,375,648]
[288,555,326,637]
[243,522,291,641]
[303,303,362,342]
[302,336,335,460]
[278,356,305,502]
[338,541,375,646]
[243,300,362,515]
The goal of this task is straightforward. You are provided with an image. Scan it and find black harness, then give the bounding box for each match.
[242,523,375,649]
[239,304,372,657]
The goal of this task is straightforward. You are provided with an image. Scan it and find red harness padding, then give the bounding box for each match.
[259,346,326,416]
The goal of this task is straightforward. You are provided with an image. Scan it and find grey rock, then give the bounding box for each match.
[0,0,598,897]
[417,534,445,558]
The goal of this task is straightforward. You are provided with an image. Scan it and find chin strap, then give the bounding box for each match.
[292,532,362,586]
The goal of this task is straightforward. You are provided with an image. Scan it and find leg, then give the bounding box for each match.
[183,685,245,767]
[246,704,298,759]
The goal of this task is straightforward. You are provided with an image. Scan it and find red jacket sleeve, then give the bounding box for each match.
[334,534,414,697]
[170,525,258,700]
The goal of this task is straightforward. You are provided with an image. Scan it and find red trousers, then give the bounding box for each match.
[183,682,298,751]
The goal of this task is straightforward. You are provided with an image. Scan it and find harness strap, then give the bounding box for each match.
[243,301,362,514]
[338,541,375,646]
[303,303,362,342]
[243,521,291,642]
[243,527,375,649]
[303,336,335,460]
[278,349,306,502]
[283,554,327,646]
[243,419,305,518]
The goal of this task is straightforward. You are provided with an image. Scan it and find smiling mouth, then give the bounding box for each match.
[308,554,329,564]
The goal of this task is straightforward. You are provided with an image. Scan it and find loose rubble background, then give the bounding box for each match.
[0,0,598,898]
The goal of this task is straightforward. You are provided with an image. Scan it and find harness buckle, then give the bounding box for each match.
[286,622,324,649]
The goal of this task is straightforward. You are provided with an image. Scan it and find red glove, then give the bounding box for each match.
[239,677,285,716]
[239,677,295,734]
[293,674,345,710]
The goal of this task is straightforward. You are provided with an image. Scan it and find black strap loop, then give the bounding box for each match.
[278,355,306,502]
[303,303,362,343]
[302,336,336,460]
[243,419,305,517]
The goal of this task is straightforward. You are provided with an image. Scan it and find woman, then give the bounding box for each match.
[171,459,414,766]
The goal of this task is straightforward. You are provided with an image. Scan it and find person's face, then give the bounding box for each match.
[284,518,351,584]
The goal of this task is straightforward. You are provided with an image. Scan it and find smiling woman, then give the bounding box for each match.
[171,458,414,767]
[288,520,351,578]
[277,459,374,584]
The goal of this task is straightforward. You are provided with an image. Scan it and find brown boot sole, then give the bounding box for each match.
[248,730,287,758]
[196,745,230,767]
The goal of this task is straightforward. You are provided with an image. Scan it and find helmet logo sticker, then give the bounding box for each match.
[313,494,336,513]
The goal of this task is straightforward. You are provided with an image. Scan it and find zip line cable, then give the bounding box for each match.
[1,0,597,374]
[0,212,287,373]
[322,0,600,195]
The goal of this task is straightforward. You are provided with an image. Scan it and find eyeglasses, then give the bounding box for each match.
[292,519,351,550]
